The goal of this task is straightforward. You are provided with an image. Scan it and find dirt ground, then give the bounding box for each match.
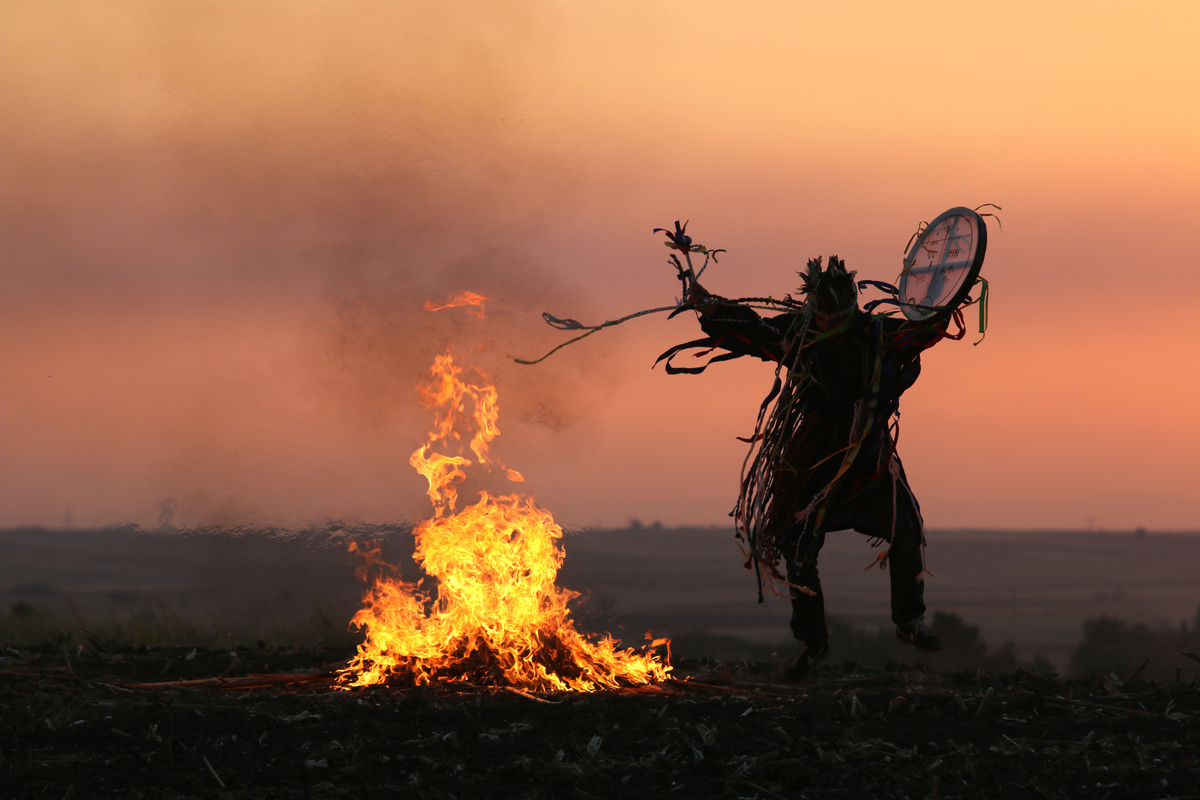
[3,643,1198,799]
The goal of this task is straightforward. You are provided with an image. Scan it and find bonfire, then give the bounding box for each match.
[337,296,669,692]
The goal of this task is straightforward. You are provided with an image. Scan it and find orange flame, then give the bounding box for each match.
[338,351,669,691]
[423,290,492,318]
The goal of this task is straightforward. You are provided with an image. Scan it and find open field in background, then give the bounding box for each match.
[564,527,1200,671]
[0,526,374,649]
[3,526,1198,673]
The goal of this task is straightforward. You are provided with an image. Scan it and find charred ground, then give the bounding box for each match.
[3,643,1199,799]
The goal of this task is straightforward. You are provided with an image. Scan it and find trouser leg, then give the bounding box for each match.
[786,527,828,644]
[887,497,926,626]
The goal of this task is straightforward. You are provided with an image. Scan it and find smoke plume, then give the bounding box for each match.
[0,0,618,528]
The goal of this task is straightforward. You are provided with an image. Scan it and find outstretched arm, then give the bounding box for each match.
[695,299,795,364]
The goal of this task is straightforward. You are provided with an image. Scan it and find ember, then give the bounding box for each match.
[422,290,492,318]
[338,340,669,691]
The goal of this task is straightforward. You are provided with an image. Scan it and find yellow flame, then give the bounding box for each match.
[338,351,669,691]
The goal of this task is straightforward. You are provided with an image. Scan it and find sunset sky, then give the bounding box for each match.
[1,0,1197,532]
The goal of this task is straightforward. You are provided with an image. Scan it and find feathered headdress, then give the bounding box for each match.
[799,256,858,319]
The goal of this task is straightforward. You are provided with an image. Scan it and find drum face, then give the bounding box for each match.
[898,207,987,321]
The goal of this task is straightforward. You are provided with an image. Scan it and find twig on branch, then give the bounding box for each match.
[1044,697,1150,717]
[123,671,336,691]
[502,686,561,704]
[1121,658,1151,690]
[202,756,225,789]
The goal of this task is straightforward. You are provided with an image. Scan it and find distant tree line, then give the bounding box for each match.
[826,612,1056,676]
[1069,606,1200,682]
[831,609,1200,681]
[667,611,1056,675]
[670,608,1200,683]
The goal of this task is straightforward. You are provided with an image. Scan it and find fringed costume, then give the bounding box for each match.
[659,256,952,652]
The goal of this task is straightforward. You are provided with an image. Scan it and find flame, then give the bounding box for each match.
[338,351,669,691]
[422,290,492,318]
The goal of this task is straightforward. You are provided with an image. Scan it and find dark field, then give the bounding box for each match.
[4,526,1200,797]
[4,643,1200,799]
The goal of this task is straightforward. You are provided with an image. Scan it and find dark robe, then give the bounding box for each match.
[693,303,948,642]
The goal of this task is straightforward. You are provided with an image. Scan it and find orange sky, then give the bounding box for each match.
[1,0,1197,531]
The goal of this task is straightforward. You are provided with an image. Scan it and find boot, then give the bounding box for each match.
[896,618,942,651]
[782,639,829,682]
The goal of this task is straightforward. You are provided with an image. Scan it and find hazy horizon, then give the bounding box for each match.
[6,521,1200,537]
